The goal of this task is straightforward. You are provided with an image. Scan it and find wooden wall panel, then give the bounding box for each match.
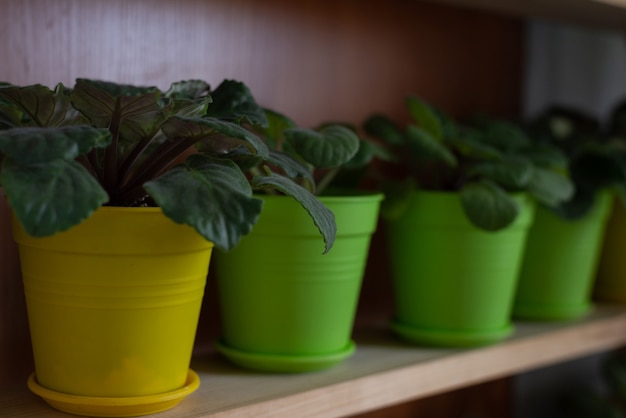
[0,0,524,397]
[0,193,32,389]
[352,377,513,418]
[0,0,522,126]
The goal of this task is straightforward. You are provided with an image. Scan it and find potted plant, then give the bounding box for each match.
[515,106,624,320]
[0,79,336,416]
[213,109,384,373]
[594,100,626,304]
[362,96,573,347]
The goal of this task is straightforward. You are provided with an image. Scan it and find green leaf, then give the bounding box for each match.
[0,88,26,129]
[162,116,269,159]
[144,155,263,251]
[206,80,268,127]
[1,158,108,237]
[406,124,457,166]
[460,181,520,231]
[472,120,531,151]
[164,80,210,99]
[0,83,80,127]
[163,80,213,119]
[342,140,378,169]
[0,126,111,164]
[265,149,314,184]
[406,96,443,141]
[261,108,297,148]
[469,157,534,190]
[285,125,360,168]
[522,143,569,170]
[169,97,212,118]
[527,166,575,207]
[448,133,503,160]
[252,171,336,254]
[362,114,405,147]
[71,79,170,142]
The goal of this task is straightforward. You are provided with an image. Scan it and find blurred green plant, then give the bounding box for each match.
[525,105,626,219]
[362,96,573,231]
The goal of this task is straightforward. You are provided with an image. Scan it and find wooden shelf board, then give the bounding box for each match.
[2,304,626,418]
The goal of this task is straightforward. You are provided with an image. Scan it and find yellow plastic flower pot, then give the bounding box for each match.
[13,207,213,417]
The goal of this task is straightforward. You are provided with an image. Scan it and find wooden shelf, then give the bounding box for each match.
[2,304,626,418]
[420,0,626,31]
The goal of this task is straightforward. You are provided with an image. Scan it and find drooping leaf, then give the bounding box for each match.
[0,126,111,164]
[406,96,443,140]
[469,157,534,190]
[460,181,520,231]
[527,166,575,208]
[362,114,405,147]
[144,155,263,251]
[206,80,268,127]
[1,158,108,237]
[406,124,457,166]
[162,116,269,159]
[265,149,314,183]
[285,125,360,169]
[252,171,336,254]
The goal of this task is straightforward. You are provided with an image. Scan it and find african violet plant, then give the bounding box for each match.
[362,96,574,230]
[243,108,382,196]
[0,79,336,252]
[525,105,626,219]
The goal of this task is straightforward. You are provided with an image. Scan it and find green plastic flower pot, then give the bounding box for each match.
[386,191,535,347]
[595,199,626,303]
[514,192,612,320]
[214,193,383,373]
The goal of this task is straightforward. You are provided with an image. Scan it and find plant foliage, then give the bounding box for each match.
[0,79,337,252]
[363,96,574,231]
[247,109,387,196]
[526,106,626,219]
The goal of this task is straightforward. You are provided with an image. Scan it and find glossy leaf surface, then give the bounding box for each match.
[144,155,263,251]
